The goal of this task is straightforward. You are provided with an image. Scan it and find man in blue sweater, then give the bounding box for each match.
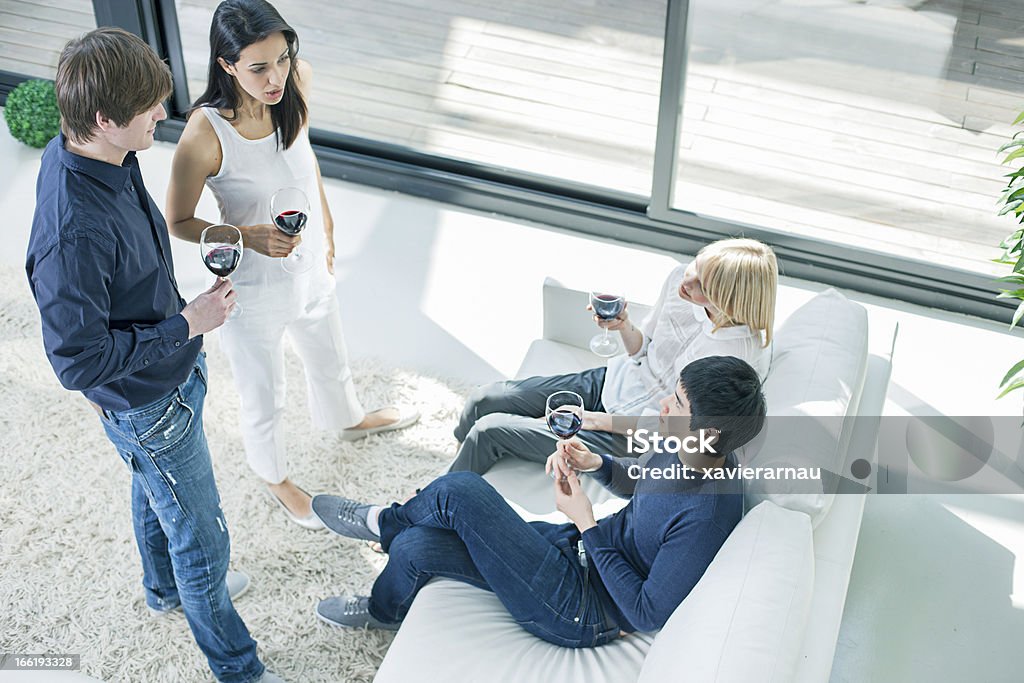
[311,356,766,646]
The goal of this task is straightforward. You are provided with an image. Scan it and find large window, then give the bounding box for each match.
[175,0,667,196]
[666,0,1024,277]
[0,0,95,79]
[1,0,1014,318]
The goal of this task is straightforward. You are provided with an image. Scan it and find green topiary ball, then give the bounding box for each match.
[5,79,61,149]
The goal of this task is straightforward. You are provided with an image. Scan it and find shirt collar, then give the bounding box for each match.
[691,302,757,340]
[57,132,137,193]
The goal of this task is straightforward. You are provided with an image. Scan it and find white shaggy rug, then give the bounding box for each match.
[0,265,469,682]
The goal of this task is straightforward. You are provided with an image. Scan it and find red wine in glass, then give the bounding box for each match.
[547,407,584,439]
[545,391,585,440]
[199,223,244,319]
[203,245,241,277]
[545,391,585,480]
[270,187,313,274]
[274,210,307,235]
[589,291,625,358]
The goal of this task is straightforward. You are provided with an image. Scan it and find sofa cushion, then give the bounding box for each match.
[742,288,868,526]
[638,501,814,683]
[515,338,602,381]
[373,579,657,683]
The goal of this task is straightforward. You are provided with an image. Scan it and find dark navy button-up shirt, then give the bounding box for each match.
[25,133,201,411]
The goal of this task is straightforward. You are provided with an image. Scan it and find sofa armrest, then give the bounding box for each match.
[639,501,815,683]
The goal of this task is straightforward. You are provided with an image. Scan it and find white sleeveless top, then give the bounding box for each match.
[200,106,334,310]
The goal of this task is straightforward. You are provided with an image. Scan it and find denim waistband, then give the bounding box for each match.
[101,357,205,421]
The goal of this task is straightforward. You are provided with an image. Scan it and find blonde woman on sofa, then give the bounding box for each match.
[448,237,777,474]
[311,356,766,644]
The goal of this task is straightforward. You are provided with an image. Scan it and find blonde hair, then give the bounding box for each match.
[697,238,777,347]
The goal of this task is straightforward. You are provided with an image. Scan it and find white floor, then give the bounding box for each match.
[4,117,1024,680]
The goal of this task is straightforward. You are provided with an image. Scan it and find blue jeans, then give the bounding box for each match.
[100,355,264,683]
[373,472,621,648]
[449,367,628,474]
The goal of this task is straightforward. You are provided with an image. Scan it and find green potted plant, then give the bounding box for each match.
[4,79,61,149]
[994,109,1024,398]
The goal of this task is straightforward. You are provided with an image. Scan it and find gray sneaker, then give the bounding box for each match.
[316,595,401,631]
[311,494,380,542]
[148,569,251,616]
[259,672,286,683]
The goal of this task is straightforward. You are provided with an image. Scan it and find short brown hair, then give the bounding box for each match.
[55,27,172,143]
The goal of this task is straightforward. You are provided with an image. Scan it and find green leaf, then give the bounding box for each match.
[1015,110,1024,126]
[997,289,1024,299]
[999,139,1024,153]
[997,377,1024,399]
[1006,148,1024,164]
[1011,300,1024,330]
[1005,168,1024,179]
[996,274,1024,285]
[1000,200,1024,216]
[1000,359,1024,387]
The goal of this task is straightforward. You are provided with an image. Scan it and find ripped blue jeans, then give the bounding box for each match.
[100,354,263,683]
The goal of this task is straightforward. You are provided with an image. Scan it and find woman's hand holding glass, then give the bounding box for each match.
[587,301,629,331]
[240,223,301,258]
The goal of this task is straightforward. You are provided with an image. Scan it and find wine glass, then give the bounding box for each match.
[546,391,585,481]
[589,292,625,357]
[546,391,584,441]
[270,186,312,274]
[200,223,243,319]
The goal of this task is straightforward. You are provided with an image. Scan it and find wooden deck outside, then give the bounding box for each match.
[3,0,1023,276]
[0,0,93,77]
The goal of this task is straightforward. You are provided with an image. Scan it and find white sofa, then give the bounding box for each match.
[375,278,896,683]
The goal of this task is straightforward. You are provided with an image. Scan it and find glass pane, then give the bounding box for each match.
[671,0,1024,276]
[175,0,666,197]
[0,0,96,79]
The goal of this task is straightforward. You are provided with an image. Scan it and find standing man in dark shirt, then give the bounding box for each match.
[25,28,280,683]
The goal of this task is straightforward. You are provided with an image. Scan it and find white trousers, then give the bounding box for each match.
[219,289,365,484]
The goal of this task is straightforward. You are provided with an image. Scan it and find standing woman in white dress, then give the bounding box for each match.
[166,0,418,528]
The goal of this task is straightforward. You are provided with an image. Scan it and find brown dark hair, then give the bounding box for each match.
[192,0,306,150]
[55,27,172,144]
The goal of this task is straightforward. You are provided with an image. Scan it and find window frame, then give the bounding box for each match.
[0,0,1008,322]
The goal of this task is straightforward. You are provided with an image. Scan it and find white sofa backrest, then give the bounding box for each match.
[537,279,870,527]
[742,288,869,526]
